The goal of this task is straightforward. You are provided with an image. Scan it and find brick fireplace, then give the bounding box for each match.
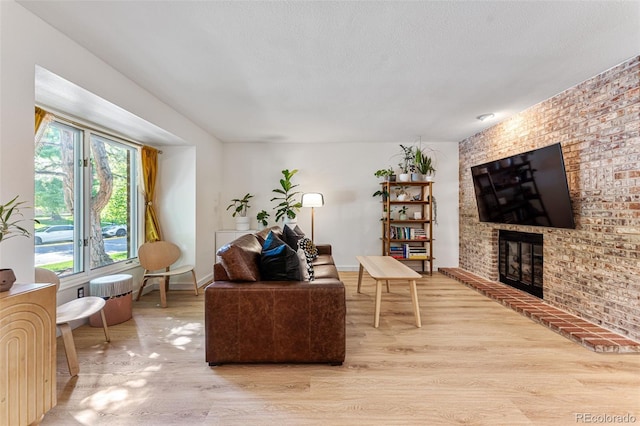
[498,231,543,298]
[458,56,640,342]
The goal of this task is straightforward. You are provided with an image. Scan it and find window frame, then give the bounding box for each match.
[34,109,144,290]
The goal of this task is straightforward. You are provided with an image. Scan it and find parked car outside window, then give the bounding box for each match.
[102,224,127,238]
[34,225,74,245]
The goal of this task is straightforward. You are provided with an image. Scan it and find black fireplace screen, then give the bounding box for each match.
[499,231,543,298]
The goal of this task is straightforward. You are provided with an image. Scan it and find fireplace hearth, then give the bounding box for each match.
[498,230,543,298]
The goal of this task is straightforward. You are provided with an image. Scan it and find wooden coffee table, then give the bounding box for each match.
[356,255,422,328]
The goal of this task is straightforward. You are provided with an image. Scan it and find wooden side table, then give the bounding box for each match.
[356,255,422,328]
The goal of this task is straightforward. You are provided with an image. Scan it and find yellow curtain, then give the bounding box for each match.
[141,146,162,242]
[35,106,52,144]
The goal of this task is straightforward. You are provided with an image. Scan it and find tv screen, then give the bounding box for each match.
[471,143,575,229]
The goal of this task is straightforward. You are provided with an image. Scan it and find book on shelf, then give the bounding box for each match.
[390,225,428,240]
[388,244,430,259]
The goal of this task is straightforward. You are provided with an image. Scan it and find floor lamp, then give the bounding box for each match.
[301,193,324,242]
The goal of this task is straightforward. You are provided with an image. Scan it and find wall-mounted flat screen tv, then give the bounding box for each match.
[471,143,575,229]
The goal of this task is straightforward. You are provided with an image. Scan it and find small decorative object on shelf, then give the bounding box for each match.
[378,181,434,274]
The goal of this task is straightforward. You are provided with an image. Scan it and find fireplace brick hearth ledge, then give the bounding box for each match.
[439,268,640,353]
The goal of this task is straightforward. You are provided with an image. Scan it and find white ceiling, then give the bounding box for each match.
[20,1,640,144]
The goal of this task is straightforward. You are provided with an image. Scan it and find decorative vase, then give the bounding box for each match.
[398,173,410,182]
[397,193,408,202]
[235,216,250,231]
[0,268,16,292]
[399,213,407,220]
[411,173,422,182]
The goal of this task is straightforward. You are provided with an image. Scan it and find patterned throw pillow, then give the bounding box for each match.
[298,237,318,281]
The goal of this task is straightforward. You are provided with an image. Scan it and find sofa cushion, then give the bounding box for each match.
[259,231,302,281]
[296,248,311,281]
[313,264,339,280]
[255,226,283,244]
[216,233,262,282]
[283,225,303,251]
[298,237,318,280]
[293,225,306,237]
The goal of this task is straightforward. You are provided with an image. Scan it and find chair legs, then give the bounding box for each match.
[159,277,168,308]
[58,313,110,377]
[191,270,199,296]
[137,271,199,308]
[58,323,79,377]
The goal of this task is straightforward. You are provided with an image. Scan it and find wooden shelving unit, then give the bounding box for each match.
[380,181,434,274]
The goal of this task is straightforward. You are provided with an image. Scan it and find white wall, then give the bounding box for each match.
[222,141,459,270]
[0,1,222,286]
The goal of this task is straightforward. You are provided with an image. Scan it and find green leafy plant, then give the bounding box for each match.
[414,148,436,175]
[226,193,253,217]
[372,188,390,200]
[374,167,395,179]
[256,210,270,227]
[397,144,415,173]
[0,196,38,243]
[271,169,302,222]
[398,205,408,215]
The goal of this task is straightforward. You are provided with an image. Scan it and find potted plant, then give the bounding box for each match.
[415,147,436,181]
[397,144,415,182]
[395,186,410,202]
[1,196,38,291]
[271,169,302,225]
[374,167,396,182]
[226,193,253,230]
[398,206,408,220]
[372,188,390,201]
[256,210,270,230]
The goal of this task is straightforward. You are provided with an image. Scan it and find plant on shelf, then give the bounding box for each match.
[1,196,39,292]
[226,193,253,217]
[395,186,410,201]
[396,144,415,181]
[227,193,253,231]
[256,210,270,228]
[430,195,438,225]
[372,188,390,201]
[414,147,436,180]
[397,205,408,220]
[271,169,302,223]
[374,167,395,181]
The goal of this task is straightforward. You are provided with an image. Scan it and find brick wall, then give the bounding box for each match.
[458,56,640,341]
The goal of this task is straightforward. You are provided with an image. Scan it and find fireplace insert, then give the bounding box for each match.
[498,230,543,298]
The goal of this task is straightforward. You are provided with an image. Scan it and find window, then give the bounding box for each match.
[35,117,139,277]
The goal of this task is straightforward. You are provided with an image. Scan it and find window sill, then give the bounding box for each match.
[58,259,141,291]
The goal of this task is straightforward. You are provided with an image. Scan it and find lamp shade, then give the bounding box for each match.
[301,193,324,208]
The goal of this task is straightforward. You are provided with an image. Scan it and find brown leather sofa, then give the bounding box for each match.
[205,226,346,365]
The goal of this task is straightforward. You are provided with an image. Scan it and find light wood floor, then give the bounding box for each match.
[42,272,639,425]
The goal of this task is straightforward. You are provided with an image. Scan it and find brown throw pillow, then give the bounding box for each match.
[216,234,261,281]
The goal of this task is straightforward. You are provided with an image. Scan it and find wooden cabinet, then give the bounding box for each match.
[380,181,434,274]
[1,283,57,425]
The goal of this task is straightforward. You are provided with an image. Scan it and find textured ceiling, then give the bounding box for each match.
[20,1,640,144]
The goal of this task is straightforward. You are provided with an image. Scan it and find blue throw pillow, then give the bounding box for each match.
[259,231,302,281]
